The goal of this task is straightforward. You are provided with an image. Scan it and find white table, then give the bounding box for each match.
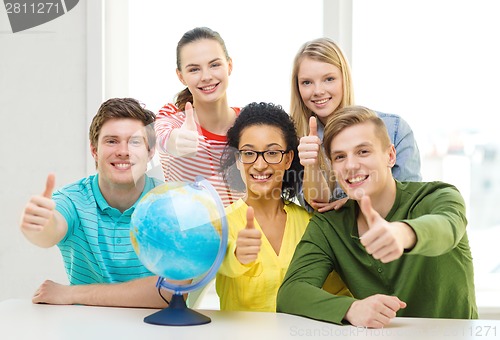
[1,299,499,339]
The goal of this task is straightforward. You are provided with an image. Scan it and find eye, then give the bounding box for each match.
[333,154,345,161]
[105,139,118,145]
[187,67,200,73]
[325,76,335,82]
[241,151,256,157]
[266,150,280,156]
[358,149,370,156]
[210,62,221,68]
[129,138,145,147]
[301,80,312,86]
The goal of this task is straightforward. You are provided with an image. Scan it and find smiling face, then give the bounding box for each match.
[329,121,396,201]
[237,124,293,201]
[176,38,232,105]
[91,118,153,188]
[297,57,344,125]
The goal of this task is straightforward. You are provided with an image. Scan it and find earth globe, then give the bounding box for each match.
[130,176,228,326]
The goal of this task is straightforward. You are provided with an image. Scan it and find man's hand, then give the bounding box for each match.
[235,206,262,265]
[298,116,321,166]
[359,196,417,263]
[20,174,56,233]
[344,294,406,328]
[170,102,199,157]
[32,280,74,305]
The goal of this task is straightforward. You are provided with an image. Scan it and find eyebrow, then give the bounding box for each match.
[185,57,222,69]
[101,133,145,140]
[240,142,283,149]
[330,141,373,154]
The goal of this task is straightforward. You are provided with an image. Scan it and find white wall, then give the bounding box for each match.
[0,3,90,301]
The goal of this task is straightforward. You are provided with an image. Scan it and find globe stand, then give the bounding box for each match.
[144,293,211,326]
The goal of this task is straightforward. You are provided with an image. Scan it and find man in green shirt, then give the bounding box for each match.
[277,106,477,328]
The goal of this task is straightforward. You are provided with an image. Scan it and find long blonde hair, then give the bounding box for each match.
[290,37,355,177]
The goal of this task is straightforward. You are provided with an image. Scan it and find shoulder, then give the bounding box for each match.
[148,175,165,188]
[224,198,247,216]
[398,180,464,204]
[232,107,241,115]
[53,176,97,219]
[157,103,180,117]
[55,176,94,199]
[284,201,313,220]
[375,110,414,140]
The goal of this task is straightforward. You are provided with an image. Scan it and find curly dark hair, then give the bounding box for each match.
[220,102,303,202]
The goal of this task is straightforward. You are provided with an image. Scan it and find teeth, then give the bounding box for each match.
[253,174,270,180]
[201,85,216,91]
[348,176,365,184]
[314,98,328,104]
[115,163,131,169]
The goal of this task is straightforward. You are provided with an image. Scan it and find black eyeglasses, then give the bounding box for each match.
[237,150,287,164]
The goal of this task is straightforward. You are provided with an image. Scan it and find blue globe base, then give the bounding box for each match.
[144,294,211,326]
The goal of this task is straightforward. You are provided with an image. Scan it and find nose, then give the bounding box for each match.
[345,154,359,170]
[252,153,268,170]
[116,141,129,156]
[313,83,325,95]
[201,67,212,82]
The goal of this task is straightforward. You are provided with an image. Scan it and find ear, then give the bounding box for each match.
[148,145,155,161]
[387,144,396,168]
[284,150,294,170]
[176,68,186,85]
[90,142,98,161]
[234,152,242,171]
[227,58,233,76]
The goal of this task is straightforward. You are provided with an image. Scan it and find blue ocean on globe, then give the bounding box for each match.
[130,181,222,281]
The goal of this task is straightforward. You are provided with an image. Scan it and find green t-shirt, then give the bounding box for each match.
[277,181,477,324]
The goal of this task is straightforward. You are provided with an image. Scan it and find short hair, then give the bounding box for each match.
[89,98,156,151]
[175,27,230,112]
[323,106,391,159]
[220,102,303,201]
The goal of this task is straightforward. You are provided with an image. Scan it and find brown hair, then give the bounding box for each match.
[89,97,156,151]
[323,106,391,159]
[174,27,230,111]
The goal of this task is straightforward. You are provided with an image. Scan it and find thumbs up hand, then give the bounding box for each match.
[20,174,57,233]
[298,116,322,166]
[235,206,262,265]
[171,102,199,157]
[358,195,416,263]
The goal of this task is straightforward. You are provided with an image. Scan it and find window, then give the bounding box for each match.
[352,0,500,295]
[128,0,323,113]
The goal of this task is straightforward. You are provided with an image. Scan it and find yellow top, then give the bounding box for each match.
[216,199,312,312]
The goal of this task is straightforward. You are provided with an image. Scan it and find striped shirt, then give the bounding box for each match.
[155,103,244,207]
[54,174,162,285]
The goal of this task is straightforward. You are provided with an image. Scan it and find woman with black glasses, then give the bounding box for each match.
[216,102,348,312]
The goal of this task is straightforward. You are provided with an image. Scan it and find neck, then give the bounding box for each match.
[245,195,284,218]
[368,178,397,218]
[193,98,235,134]
[98,175,146,213]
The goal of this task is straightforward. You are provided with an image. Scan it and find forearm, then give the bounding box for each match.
[277,279,355,325]
[164,128,180,155]
[302,165,331,204]
[71,276,169,308]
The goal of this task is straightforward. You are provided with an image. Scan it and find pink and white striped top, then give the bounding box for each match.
[155,103,244,207]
